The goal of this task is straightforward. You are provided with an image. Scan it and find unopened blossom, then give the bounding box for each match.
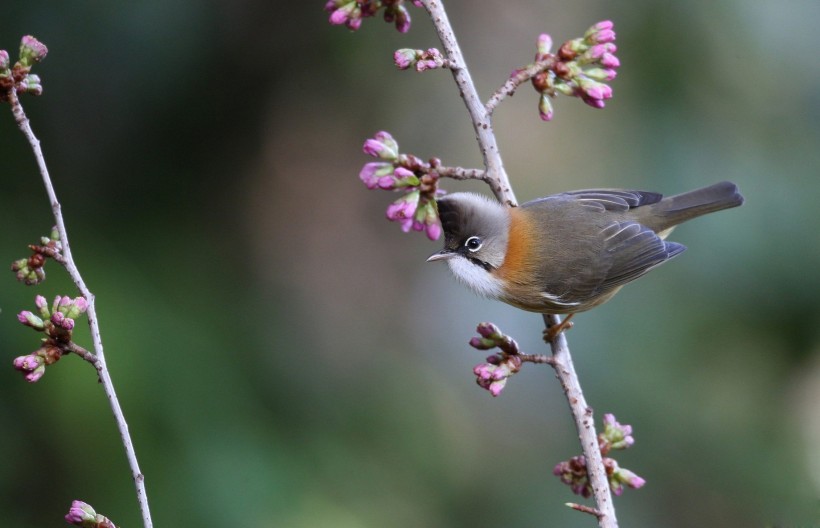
[395,48,445,71]
[526,20,621,120]
[17,310,44,330]
[18,35,48,68]
[473,354,522,397]
[12,353,46,383]
[363,131,399,161]
[600,413,635,452]
[610,466,646,495]
[65,500,117,528]
[326,0,422,33]
[359,131,444,240]
[386,190,420,223]
[554,412,644,496]
[468,322,527,396]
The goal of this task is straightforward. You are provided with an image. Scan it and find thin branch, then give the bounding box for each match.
[434,165,486,181]
[66,341,98,364]
[8,88,154,528]
[418,2,618,526]
[566,502,605,518]
[486,57,556,116]
[545,314,618,528]
[420,0,517,207]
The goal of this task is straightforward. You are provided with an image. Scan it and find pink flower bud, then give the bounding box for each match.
[64,500,97,525]
[394,48,417,70]
[538,94,554,121]
[600,53,620,69]
[536,33,553,55]
[328,2,356,26]
[19,35,48,67]
[585,82,612,100]
[359,162,393,189]
[73,297,89,313]
[585,68,617,82]
[35,295,47,310]
[399,218,413,232]
[25,368,45,383]
[386,192,420,221]
[424,220,441,240]
[363,131,399,160]
[17,311,44,330]
[0,50,9,70]
[394,5,411,33]
[590,29,616,44]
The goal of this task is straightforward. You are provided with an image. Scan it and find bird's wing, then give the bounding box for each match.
[561,189,664,212]
[593,221,685,293]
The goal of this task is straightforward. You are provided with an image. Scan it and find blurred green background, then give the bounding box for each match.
[1,1,818,526]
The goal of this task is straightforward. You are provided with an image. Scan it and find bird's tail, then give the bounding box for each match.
[643,181,744,234]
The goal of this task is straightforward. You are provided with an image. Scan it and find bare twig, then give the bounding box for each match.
[420,0,517,207]
[486,57,556,116]
[7,88,154,528]
[66,341,99,364]
[545,314,617,528]
[434,165,487,181]
[566,502,605,518]
[419,1,618,526]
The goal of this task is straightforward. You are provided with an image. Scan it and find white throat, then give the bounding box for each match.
[446,257,504,300]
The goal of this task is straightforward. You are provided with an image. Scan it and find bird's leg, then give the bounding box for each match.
[543,314,575,343]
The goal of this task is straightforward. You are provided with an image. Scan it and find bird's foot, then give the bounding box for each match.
[543,314,575,343]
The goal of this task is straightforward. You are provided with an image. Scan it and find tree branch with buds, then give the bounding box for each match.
[3,36,152,528]
[327,2,637,526]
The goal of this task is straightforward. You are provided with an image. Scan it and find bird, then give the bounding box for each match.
[427,180,743,333]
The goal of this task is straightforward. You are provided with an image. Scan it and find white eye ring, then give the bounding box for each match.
[465,236,483,252]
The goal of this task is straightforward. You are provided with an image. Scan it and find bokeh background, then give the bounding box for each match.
[0,1,818,526]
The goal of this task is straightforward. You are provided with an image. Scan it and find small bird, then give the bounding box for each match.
[428,181,744,318]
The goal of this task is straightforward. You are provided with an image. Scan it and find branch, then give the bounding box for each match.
[434,165,486,181]
[545,314,618,528]
[418,2,618,526]
[7,88,154,528]
[420,0,517,207]
[486,57,556,116]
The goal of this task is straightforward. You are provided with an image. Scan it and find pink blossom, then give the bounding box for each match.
[19,35,48,66]
[35,295,47,311]
[538,94,554,121]
[424,220,441,240]
[600,53,620,69]
[394,48,417,69]
[362,131,399,160]
[13,354,46,383]
[591,20,614,31]
[359,162,393,189]
[386,192,419,221]
[536,33,553,55]
[64,500,97,525]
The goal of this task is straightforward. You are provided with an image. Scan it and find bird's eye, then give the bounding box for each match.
[465,236,483,252]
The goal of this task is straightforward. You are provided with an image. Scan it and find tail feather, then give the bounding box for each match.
[644,181,744,232]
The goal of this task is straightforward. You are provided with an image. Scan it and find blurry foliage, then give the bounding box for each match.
[0,0,818,526]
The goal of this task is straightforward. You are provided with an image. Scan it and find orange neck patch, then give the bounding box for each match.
[496,207,537,285]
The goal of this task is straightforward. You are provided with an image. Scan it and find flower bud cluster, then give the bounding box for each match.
[10,227,62,285]
[360,131,443,240]
[469,322,523,397]
[393,48,444,71]
[0,36,48,101]
[553,413,645,496]
[325,0,423,33]
[65,500,117,528]
[526,21,620,121]
[12,295,89,383]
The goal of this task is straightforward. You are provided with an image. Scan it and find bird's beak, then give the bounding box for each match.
[427,250,455,263]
